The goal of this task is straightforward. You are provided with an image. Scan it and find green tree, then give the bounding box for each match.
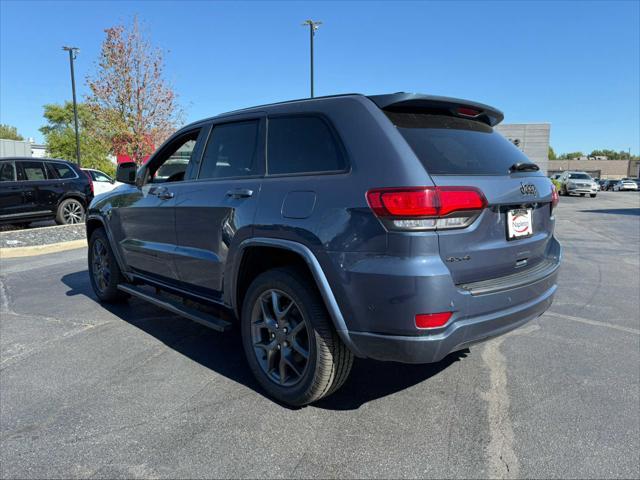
[39,102,115,176]
[590,149,619,159]
[0,124,24,140]
[559,151,584,160]
[548,146,557,160]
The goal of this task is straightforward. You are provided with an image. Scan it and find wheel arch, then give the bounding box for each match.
[58,192,89,208]
[230,238,363,357]
[86,214,132,281]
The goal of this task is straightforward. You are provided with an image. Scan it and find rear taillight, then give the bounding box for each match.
[83,170,94,195]
[550,184,559,211]
[457,107,481,117]
[366,186,486,231]
[415,312,453,329]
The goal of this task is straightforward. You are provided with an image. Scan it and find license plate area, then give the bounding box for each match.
[507,208,533,240]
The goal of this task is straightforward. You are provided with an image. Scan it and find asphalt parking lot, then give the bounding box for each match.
[1,192,639,479]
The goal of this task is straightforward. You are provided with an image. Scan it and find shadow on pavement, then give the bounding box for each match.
[578,208,640,216]
[61,269,466,411]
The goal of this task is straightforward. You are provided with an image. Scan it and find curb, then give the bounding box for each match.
[0,239,87,259]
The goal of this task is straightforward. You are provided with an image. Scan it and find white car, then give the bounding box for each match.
[558,171,599,197]
[613,180,639,191]
[82,168,122,195]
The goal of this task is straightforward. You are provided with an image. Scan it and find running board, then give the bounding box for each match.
[117,284,232,332]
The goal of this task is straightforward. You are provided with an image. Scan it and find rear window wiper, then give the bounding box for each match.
[509,162,540,172]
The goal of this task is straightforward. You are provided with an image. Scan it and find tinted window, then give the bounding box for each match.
[386,112,533,175]
[151,134,199,183]
[21,161,47,181]
[268,116,346,175]
[50,162,76,179]
[568,173,591,180]
[91,170,112,182]
[199,121,260,179]
[0,162,16,182]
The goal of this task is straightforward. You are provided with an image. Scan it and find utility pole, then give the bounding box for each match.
[62,46,81,166]
[302,20,322,98]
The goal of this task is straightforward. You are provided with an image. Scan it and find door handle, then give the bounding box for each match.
[226,188,254,199]
[158,191,174,200]
[149,186,174,200]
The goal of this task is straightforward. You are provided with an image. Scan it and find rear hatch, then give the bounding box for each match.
[381,104,556,285]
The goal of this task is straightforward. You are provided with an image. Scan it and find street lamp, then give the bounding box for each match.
[301,20,322,98]
[62,46,81,167]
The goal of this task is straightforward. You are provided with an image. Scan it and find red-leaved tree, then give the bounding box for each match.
[86,17,183,164]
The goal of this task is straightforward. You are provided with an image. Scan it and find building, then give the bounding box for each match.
[0,139,32,157]
[26,138,48,158]
[495,123,551,174]
[0,138,48,158]
[546,159,632,179]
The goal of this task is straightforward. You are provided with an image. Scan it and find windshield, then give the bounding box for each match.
[386,112,533,175]
[569,173,591,180]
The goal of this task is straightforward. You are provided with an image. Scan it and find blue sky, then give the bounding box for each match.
[1,0,638,154]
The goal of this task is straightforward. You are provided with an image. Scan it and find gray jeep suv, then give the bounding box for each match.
[86,93,561,405]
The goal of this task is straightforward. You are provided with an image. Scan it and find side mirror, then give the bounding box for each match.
[116,162,137,185]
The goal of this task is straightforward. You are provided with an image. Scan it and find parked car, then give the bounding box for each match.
[0,157,93,226]
[613,179,639,191]
[86,93,561,405]
[82,168,121,196]
[558,171,598,197]
[601,179,620,191]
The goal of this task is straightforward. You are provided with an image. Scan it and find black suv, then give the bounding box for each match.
[87,93,560,406]
[0,157,93,226]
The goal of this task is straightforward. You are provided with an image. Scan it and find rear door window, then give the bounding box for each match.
[267,116,347,175]
[20,161,47,181]
[198,120,261,179]
[385,112,533,175]
[0,161,16,182]
[92,170,113,182]
[48,162,77,179]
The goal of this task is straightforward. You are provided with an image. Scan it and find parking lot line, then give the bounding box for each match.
[544,311,640,335]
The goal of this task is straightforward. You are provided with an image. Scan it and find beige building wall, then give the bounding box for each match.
[547,159,630,179]
[495,123,550,174]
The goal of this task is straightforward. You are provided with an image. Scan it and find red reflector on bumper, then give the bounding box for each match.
[415,312,452,329]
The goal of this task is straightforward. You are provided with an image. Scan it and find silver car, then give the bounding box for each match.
[613,179,639,191]
[559,171,598,197]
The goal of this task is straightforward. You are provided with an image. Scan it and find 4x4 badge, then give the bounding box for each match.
[520,183,537,196]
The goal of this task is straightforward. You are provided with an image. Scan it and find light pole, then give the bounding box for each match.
[302,19,321,98]
[62,46,81,166]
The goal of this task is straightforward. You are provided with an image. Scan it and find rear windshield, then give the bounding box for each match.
[568,173,591,180]
[386,112,533,175]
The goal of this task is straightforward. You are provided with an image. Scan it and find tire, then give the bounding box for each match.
[241,267,354,406]
[590,194,597,198]
[56,198,85,225]
[88,227,127,303]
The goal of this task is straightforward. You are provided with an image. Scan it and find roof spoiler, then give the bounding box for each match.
[368,93,504,126]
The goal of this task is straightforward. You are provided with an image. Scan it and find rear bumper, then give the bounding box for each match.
[324,237,561,363]
[349,282,556,363]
